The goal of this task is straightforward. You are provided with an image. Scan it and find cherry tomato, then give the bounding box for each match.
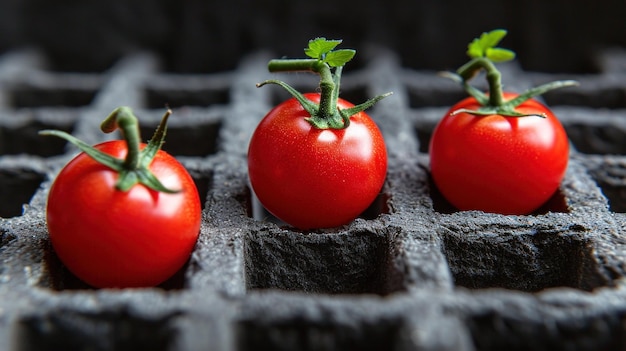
[46,141,201,288]
[429,92,569,214]
[248,93,387,230]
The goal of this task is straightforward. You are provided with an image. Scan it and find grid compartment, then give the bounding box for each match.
[1,43,626,351]
[244,228,403,295]
[0,167,45,218]
[0,111,76,157]
[17,309,177,351]
[442,228,603,292]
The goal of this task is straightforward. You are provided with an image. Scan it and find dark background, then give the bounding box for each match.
[0,0,625,73]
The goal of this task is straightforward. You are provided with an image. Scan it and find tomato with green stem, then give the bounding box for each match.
[429,29,577,214]
[248,38,391,230]
[40,107,201,288]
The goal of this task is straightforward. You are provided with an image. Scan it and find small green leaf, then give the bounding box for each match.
[482,29,507,49]
[467,45,484,59]
[324,49,356,67]
[485,47,516,62]
[467,29,509,58]
[305,38,342,59]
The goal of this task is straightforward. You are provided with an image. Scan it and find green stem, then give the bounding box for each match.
[40,107,179,193]
[268,59,319,72]
[101,106,142,170]
[447,57,578,118]
[317,64,337,119]
[267,58,337,120]
[443,29,578,118]
[457,57,505,107]
[260,44,391,130]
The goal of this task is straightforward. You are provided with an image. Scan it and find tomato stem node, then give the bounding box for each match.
[258,38,391,130]
[445,29,579,118]
[40,107,179,193]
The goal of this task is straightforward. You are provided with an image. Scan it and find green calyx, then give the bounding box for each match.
[256,37,392,129]
[40,106,179,193]
[444,29,578,118]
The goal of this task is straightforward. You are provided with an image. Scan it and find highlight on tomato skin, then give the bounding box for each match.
[248,38,391,230]
[40,107,202,288]
[428,29,576,215]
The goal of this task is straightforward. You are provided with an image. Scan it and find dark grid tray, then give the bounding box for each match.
[1,44,626,351]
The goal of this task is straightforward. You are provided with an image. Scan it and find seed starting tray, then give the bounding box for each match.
[1,46,626,351]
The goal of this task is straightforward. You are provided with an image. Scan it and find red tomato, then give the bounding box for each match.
[46,141,201,288]
[248,93,387,230]
[429,92,569,214]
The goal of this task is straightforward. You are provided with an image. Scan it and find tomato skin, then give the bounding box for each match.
[429,92,569,214]
[248,93,387,230]
[46,141,201,288]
